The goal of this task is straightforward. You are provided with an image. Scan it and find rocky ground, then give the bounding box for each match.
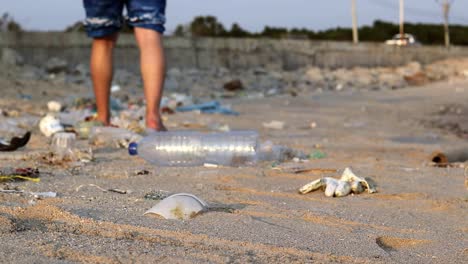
[0,58,467,263]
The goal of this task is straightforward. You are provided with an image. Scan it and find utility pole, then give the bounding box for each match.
[399,0,405,37]
[437,0,453,48]
[351,0,359,44]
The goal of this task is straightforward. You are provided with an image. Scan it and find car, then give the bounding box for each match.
[385,33,419,46]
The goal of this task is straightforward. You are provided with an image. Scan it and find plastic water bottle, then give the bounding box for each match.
[128,131,259,167]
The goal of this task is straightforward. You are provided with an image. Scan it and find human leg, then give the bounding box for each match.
[133,28,166,131]
[90,34,118,125]
[126,0,167,131]
[83,0,124,124]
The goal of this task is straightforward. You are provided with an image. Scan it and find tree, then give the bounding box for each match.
[0,13,22,32]
[174,24,190,37]
[189,16,226,37]
[65,21,85,32]
[229,23,250,38]
[260,26,289,38]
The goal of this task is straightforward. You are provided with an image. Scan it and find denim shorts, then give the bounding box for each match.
[83,0,166,38]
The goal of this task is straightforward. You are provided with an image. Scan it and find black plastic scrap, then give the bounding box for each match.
[0,167,40,182]
[0,132,31,152]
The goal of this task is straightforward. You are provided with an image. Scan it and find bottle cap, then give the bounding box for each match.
[128,142,138,156]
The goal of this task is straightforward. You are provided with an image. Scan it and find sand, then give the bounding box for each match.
[0,66,467,263]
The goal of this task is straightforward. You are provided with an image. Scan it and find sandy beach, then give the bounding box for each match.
[0,63,467,263]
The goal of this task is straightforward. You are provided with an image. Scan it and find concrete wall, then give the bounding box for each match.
[2,32,468,71]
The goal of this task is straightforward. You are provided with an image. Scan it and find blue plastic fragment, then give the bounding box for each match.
[176,100,239,116]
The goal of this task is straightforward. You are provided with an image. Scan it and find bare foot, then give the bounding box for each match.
[146,116,167,132]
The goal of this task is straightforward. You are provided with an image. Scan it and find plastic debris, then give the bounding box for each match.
[340,167,377,194]
[258,141,307,162]
[90,127,142,148]
[39,114,64,137]
[0,131,31,152]
[299,167,377,197]
[309,150,327,159]
[176,101,239,115]
[31,192,57,198]
[0,168,40,183]
[76,120,104,139]
[262,120,285,130]
[108,189,129,194]
[51,132,76,159]
[47,101,63,112]
[428,150,468,168]
[111,84,121,93]
[129,131,258,167]
[144,193,208,220]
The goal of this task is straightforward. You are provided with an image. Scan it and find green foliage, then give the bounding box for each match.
[190,16,226,37]
[229,23,250,38]
[176,16,468,46]
[0,13,22,32]
[65,21,85,32]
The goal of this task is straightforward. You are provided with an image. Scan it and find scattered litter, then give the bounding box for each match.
[0,189,23,194]
[31,192,57,198]
[429,151,448,166]
[0,131,31,152]
[161,106,175,114]
[428,150,468,168]
[309,150,327,159]
[18,94,32,101]
[0,167,40,182]
[180,121,207,129]
[42,147,93,165]
[262,120,285,130]
[144,193,207,220]
[208,123,231,132]
[272,163,337,174]
[223,79,244,91]
[75,184,108,193]
[76,120,104,139]
[47,101,63,112]
[75,184,129,194]
[259,141,307,162]
[135,169,151,176]
[111,84,121,93]
[176,101,239,115]
[299,167,377,197]
[340,167,377,193]
[89,126,142,148]
[203,163,219,168]
[108,188,130,194]
[39,114,64,137]
[51,132,76,159]
[129,131,258,167]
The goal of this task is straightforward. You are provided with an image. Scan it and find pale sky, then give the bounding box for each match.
[1,0,467,33]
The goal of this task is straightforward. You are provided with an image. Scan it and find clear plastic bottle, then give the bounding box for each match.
[128,131,259,167]
[51,132,76,159]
